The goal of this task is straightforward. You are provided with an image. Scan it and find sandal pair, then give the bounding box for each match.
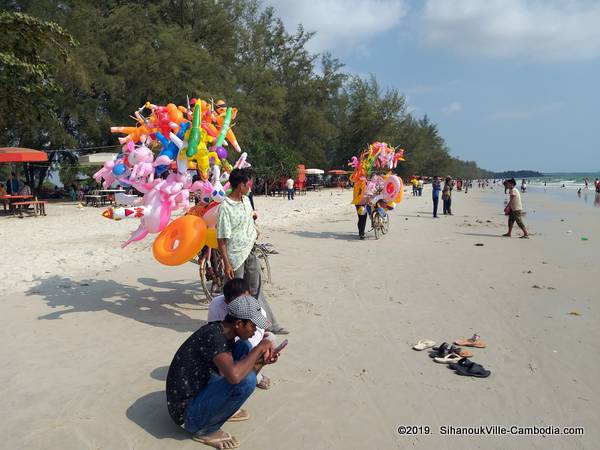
[448,357,491,378]
[430,342,473,358]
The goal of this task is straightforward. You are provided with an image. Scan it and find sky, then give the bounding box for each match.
[266,0,600,173]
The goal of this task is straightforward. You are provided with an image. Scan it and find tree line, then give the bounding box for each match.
[1,0,490,189]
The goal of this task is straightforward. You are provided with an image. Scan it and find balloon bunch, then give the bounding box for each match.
[94,98,250,265]
[348,142,405,213]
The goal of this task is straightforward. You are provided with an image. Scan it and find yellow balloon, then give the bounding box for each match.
[205,227,218,249]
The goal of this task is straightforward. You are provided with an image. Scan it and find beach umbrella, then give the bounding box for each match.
[328,170,348,175]
[305,168,325,175]
[78,153,118,165]
[0,147,48,163]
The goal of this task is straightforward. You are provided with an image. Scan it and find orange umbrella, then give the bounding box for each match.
[0,147,48,163]
[328,170,348,175]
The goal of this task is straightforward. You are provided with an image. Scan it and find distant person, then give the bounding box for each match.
[18,183,31,196]
[285,176,294,200]
[595,178,600,193]
[166,295,278,448]
[432,176,442,218]
[6,172,20,195]
[584,178,589,189]
[442,176,453,215]
[417,177,424,196]
[411,177,418,196]
[502,178,529,239]
[544,181,547,187]
[0,182,6,197]
[521,179,527,193]
[577,188,582,197]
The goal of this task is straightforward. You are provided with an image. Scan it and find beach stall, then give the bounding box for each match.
[327,169,349,188]
[1,148,49,216]
[305,168,325,190]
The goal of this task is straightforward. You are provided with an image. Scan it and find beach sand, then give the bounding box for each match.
[1,186,598,449]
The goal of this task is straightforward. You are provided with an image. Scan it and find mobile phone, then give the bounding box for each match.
[272,339,288,355]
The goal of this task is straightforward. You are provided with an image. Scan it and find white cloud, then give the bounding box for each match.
[489,102,563,120]
[422,0,600,61]
[266,0,409,54]
[442,101,462,115]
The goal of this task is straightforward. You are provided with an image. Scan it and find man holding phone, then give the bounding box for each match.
[166,295,279,448]
[217,169,288,335]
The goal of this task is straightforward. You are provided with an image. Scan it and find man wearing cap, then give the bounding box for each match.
[166,295,278,448]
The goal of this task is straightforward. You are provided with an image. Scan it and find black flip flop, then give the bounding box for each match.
[448,357,472,370]
[430,342,450,358]
[453,360,491,378]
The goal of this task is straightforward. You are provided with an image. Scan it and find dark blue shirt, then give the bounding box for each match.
[432,181,442,198]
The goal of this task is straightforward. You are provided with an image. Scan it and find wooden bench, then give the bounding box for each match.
[12,201,48,218]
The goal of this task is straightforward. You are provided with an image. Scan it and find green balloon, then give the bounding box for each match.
[215,107,233,147]
[186,103,201,157]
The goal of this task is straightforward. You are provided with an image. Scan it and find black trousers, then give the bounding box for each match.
[443,197,452,214]
[433,196,439,217]
[356,205,367,236]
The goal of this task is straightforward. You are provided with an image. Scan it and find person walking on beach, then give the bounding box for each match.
[432,176,441,218]
[417,177,424,196]
[521,179,527,193]
[442,176,453,215]
[411,177,418,196]
[208,278,275,390]
[166,295,278,448]
[502,178,529,239]
[217,169,288,334]
[285,176,294,200]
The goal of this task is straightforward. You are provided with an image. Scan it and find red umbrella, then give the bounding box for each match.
[0,147,48,163]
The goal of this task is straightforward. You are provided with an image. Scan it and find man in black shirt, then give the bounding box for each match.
[166,295,278,448]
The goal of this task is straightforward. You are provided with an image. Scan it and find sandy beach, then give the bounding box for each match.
[1,186,598,449]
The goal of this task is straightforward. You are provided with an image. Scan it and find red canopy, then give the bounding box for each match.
[0,147,48,163]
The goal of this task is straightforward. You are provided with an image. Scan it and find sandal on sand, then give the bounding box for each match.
[434,353,462,364]
[227,409,250,422]
[192,431,240,449]
[256,376,272,390]
[413,339,436,351]
[431,343,473,358]
[452,359,491,378]
[454,334,487,348]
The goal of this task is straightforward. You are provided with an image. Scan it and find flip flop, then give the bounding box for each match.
[256,375,272,390]
[454,334,487,348]
[192,431,240,448]
[434,353,463,364]
[413,339,436,351]
[448,357,473,370]
[449,345,473,358]
[453,360,491,378]
[430,342,450,357]
[227,409,250,422]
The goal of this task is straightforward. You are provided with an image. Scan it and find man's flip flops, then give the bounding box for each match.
[434,353,463,364]
[430,343,473,358]
[192,431,240,448]
[448,358,491,378]
[413,339,436,351]
[454,334,487,348]
[227,409,250,422]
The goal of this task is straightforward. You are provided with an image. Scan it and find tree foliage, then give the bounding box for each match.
[1,0,489,189]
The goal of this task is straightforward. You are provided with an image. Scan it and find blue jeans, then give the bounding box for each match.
[287,188,294,200]
[184,340,256,435]
[432,196,439,217]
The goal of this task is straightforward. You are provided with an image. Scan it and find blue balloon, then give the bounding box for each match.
[113,163,127,176]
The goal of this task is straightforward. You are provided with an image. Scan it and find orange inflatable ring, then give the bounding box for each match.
[153,215,207,266]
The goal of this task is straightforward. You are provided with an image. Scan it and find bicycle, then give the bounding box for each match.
[369,203,390,240]
[192,243,272,301]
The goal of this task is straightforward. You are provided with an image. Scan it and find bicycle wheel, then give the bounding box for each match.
[199,248,226,301]
[254,244,272,284]
[372,212,381,239]
[381,212,389,235]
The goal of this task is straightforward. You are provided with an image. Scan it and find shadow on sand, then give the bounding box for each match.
[126,390,189,441]
[456,232,504,238]
[289,230,360,242]
[25,275,207,333]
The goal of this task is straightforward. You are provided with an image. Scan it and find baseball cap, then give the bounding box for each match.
[227,295,271,329]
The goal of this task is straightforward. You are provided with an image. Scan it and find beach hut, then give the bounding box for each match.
[305,168,325,190]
